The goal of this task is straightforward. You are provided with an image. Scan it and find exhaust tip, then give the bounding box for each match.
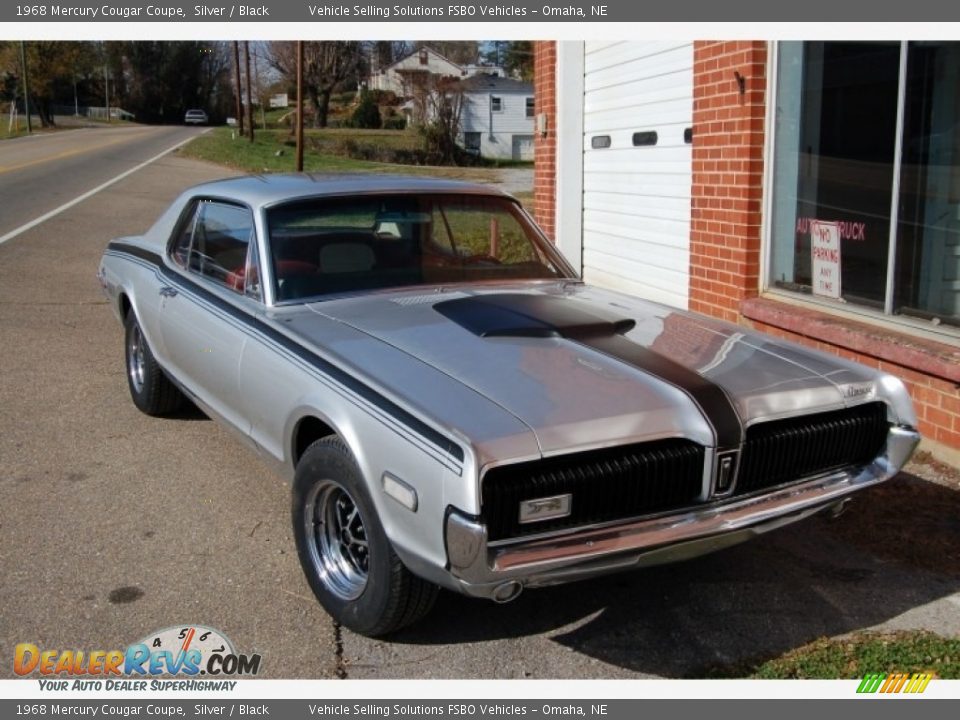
[829,498,852,520]
[492,581,523,604]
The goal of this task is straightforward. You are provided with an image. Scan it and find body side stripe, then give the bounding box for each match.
[104,242,465,468]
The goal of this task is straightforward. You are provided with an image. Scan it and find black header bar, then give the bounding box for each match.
[4,0,960,23]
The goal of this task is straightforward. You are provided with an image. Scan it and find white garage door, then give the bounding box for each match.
[512,134,535,161]
[581,42,694,309]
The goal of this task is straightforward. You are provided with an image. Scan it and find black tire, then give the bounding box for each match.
[292,436,438,636]
[124,310,184,416]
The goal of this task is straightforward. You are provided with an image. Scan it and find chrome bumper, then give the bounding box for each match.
[444,425,920,600]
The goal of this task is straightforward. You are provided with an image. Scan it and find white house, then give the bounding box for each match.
[460,75,535,161]
[369,47,465,96]
[368,47,508,97]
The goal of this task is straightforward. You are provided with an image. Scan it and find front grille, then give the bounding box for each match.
[481,439,705,541]
[735,402,889,496]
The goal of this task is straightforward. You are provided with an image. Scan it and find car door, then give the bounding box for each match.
[159,198,263,434]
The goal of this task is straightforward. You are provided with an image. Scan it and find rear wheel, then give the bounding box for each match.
[124,311,184,416]
[292,436,438,636]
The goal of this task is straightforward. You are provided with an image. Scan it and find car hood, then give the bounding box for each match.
[299,281,886,455]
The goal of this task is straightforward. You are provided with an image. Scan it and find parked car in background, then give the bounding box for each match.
[97,174,920,636]
[184,109,208,125]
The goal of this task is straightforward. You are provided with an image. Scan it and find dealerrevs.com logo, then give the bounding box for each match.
[14,625,261,691]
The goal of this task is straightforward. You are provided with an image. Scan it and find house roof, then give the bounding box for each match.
[380,45,463,74]
[460,75,533,94]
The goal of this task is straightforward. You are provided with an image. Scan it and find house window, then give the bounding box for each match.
[768,41,960,330]
[419,49,428,65]
[491,96,502,112]
[464,132,482,154]
[525,97,534,118]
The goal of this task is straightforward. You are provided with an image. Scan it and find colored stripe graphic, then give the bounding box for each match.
[856,672,932,694]
[857,673,886,693]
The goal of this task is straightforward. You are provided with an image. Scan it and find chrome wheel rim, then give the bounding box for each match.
[127,323,146,394]
[304,480,369,601]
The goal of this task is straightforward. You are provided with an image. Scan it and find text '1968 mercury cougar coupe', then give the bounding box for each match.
[98,174,920,636]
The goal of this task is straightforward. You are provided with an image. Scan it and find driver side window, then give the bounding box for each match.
[170,199,260,300]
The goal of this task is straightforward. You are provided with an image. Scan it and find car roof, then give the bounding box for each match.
[185,173,513,208]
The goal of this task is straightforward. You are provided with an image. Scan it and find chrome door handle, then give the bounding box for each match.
[159,286,179,298]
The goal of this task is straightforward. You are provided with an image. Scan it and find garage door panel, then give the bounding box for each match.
[581,232,689,274]
[584,253,689,295]
[584,45,693,92]
[583,195,691,222]
[582,130,691,155]
[583,266,688,310]
[585,90,690,117]
[584,143,690,162]
[583,172,691,196]
[584,158,690,177]
[585,73,692,112]
[582,41,693,310]
[583,252,690,299]
[582,224,688,256]
[584,41,689,74]
[583,216,690,254]
[584,106,691,134]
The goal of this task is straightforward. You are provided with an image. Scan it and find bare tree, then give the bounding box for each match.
[370,41,410,71]
[412,75,465,165]
[413,41,479,66]
[268,41,361,128]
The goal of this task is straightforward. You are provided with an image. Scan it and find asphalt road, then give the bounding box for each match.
[0,125,204,240]
[1,126,958,680]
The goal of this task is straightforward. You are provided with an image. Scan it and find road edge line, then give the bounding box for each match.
[0,129,209,247]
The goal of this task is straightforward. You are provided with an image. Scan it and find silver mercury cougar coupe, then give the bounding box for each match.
[98,174,920,636]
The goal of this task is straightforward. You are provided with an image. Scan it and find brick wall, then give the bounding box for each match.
[533,41,557,241]
[689,41,767,322]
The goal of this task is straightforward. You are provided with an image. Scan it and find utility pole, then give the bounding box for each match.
[296,41,304,172]
[233,41,244,136]
[104,64,111,123]
[253,48,265,130]
[244,41,254,143]
[19,41,32,133]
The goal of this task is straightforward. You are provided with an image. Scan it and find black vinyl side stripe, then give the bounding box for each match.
[106,241,465,467]
[434,293,744,449]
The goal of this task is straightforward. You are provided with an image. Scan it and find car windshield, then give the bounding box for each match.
[265,194,572,302]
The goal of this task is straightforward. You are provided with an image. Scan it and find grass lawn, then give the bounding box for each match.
[751,631,960,679]
[180,127,530,187]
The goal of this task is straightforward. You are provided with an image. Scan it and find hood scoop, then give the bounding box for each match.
[434,294,636,340]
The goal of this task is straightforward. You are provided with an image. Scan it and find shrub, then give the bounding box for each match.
[349,91,382,129]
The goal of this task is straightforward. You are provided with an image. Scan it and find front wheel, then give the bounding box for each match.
[292,436,438,636]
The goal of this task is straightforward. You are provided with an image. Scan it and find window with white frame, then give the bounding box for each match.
[525,97,535,117]
[768,41,960,330]
[490,96,502,112]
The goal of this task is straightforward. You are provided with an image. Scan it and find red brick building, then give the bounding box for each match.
[533,40,960,461]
